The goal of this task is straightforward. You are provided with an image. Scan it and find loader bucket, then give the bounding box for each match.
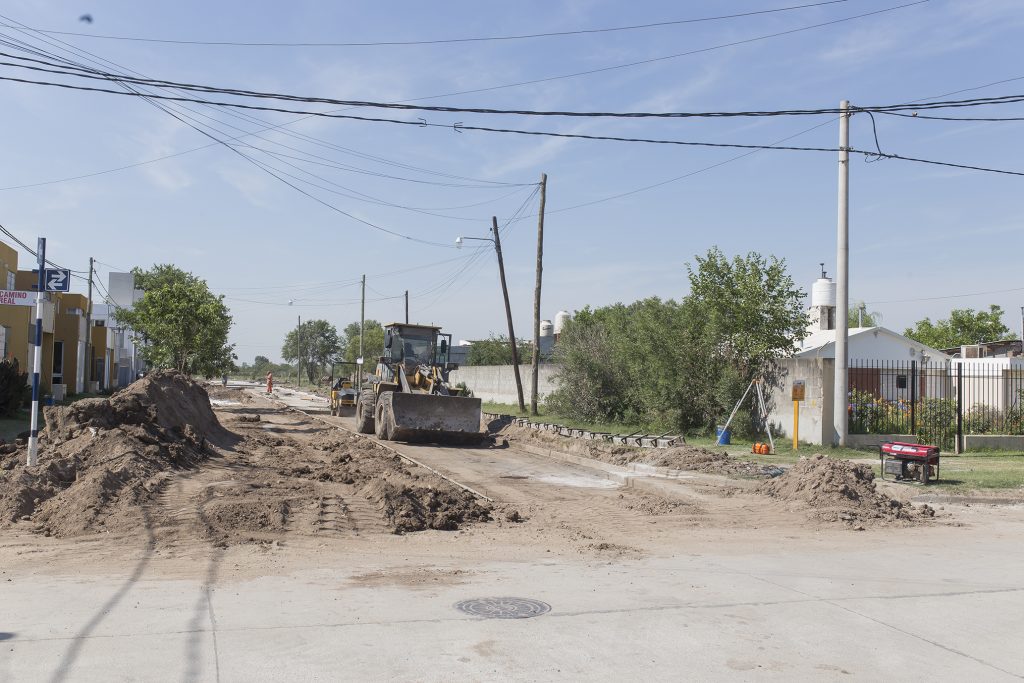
[380,392,483,444]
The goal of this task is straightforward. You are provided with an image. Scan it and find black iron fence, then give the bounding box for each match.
[847,359,1024,449]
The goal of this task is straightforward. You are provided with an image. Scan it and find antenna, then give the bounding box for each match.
[819,262,827,279]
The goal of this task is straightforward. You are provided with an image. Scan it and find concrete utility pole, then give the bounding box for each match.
[27,238,45,467]
[492,216,526,412]
[85,257,93,388]
[358,274,365,393]
[833,100,851,447]
[530,173,547,416]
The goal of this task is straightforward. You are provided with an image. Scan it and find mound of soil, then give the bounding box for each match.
[756,454,933,527]
[495,422,768,476]
[307,431,492,533]
[0,370,230,537]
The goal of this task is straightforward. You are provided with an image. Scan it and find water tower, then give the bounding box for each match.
[808,264,837,332]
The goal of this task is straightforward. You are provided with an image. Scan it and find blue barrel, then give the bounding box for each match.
[44,394,54,406]
[715,425,730,445]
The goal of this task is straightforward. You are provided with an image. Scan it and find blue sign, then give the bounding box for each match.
[44,269,71,292]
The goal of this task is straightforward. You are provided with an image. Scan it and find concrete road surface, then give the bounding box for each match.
[2,386,1022,681]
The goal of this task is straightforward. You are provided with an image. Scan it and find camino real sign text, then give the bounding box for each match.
[0,290,37,307]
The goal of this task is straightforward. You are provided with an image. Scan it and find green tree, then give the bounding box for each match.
[848,304,881,328]
[114,264,236,377]
[281,320,341,382]
[340,320,385,368]
[253,355,271,373]
[546,248,808,433]
[904,305,1015,349]
[466,334,531,366]
[685,247,808,373]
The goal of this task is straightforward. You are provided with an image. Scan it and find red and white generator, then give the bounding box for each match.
[879,441,940,484]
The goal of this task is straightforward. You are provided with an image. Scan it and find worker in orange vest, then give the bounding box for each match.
[266,371,273,394]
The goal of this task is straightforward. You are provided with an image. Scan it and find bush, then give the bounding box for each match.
[0,358,30,418]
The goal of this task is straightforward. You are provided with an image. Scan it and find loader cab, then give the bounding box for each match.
[382,323,454,371]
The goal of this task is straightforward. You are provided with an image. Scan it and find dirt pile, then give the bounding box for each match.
[0,370,231,536]
[306,430,492,533]
[494,422,769,476]
[757,454,934,527]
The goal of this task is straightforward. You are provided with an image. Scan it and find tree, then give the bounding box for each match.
[905,305,1015,349]
[848,304,881,328]
[340,320,385,368]
[685,247,808,374]
[281,320,341,382]
[114,264,236,377]
[466,334,532,366]
[546,248,808,434]
[253,355,271,373]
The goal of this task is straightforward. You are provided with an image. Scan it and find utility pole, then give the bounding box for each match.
[359,274,366,393]
[295,315,302,387]
[492,216,526,412]
[27,238,45,467]
[530,173,547,416]
[85,257,93,389]
[405,290,409,324]
[833,100,851,447]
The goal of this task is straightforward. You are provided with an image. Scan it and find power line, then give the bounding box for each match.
[0,1,857,48]
[867,285,1024,305]
[17,46,1024,120]
[0,1,932,111]
[4,70,1022,177]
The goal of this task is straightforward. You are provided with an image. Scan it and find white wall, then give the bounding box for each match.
[449,364,559,405]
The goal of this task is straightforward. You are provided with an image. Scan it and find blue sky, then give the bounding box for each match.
[2,0,1022,362]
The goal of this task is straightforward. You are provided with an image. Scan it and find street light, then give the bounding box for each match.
[456,218,526,412]
[455,235,492,248]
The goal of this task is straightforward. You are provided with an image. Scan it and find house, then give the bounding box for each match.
[942,339,1022,358]
[1,239,118,396]
[101,271,145,387]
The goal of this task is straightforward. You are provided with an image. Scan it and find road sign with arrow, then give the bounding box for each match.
[44,269,70,292]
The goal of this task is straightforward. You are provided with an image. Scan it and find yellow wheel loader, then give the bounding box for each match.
[355,323,482,444]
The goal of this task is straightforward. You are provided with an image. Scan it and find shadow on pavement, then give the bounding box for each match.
[49,508,157,683]
[184,490,224,683]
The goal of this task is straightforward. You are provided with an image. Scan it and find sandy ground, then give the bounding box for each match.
[2,383,1023,681]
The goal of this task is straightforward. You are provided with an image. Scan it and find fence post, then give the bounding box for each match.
[910,360,917,436]
[955,362,963,454]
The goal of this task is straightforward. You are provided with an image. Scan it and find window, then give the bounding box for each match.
[896,375,908,389]
[5,272,13,290]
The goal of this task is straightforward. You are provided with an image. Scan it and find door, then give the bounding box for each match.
[52,340,64,385]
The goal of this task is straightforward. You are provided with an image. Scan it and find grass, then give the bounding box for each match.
[482,401,1024,492]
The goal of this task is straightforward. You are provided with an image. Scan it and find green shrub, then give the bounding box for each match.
[0,358,30,418]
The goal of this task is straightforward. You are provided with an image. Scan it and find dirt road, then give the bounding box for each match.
[2,383,1023,681]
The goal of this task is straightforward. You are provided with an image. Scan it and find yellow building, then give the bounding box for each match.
[1,240,112,396]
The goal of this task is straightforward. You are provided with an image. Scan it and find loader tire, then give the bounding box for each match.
[374,401,395,441]
[355,389,376,434]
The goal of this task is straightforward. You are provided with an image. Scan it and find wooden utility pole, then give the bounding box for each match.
[492,216,525,412]
[405,290,409,324]
[530,173,547,416]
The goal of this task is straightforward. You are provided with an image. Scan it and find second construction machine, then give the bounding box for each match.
[355,322,483,443]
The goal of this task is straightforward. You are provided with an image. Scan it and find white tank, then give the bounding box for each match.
[810,278,836,308]
[554,310,571,334]
[540,320,554,337]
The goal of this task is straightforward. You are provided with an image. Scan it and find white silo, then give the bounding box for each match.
[539,319,554,356]
[554,310,571,340]
[808,275,837,332]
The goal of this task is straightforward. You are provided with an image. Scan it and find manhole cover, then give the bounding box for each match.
[454,597,551,619]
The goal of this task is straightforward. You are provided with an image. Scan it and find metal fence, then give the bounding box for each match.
[847,359,1024,449]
